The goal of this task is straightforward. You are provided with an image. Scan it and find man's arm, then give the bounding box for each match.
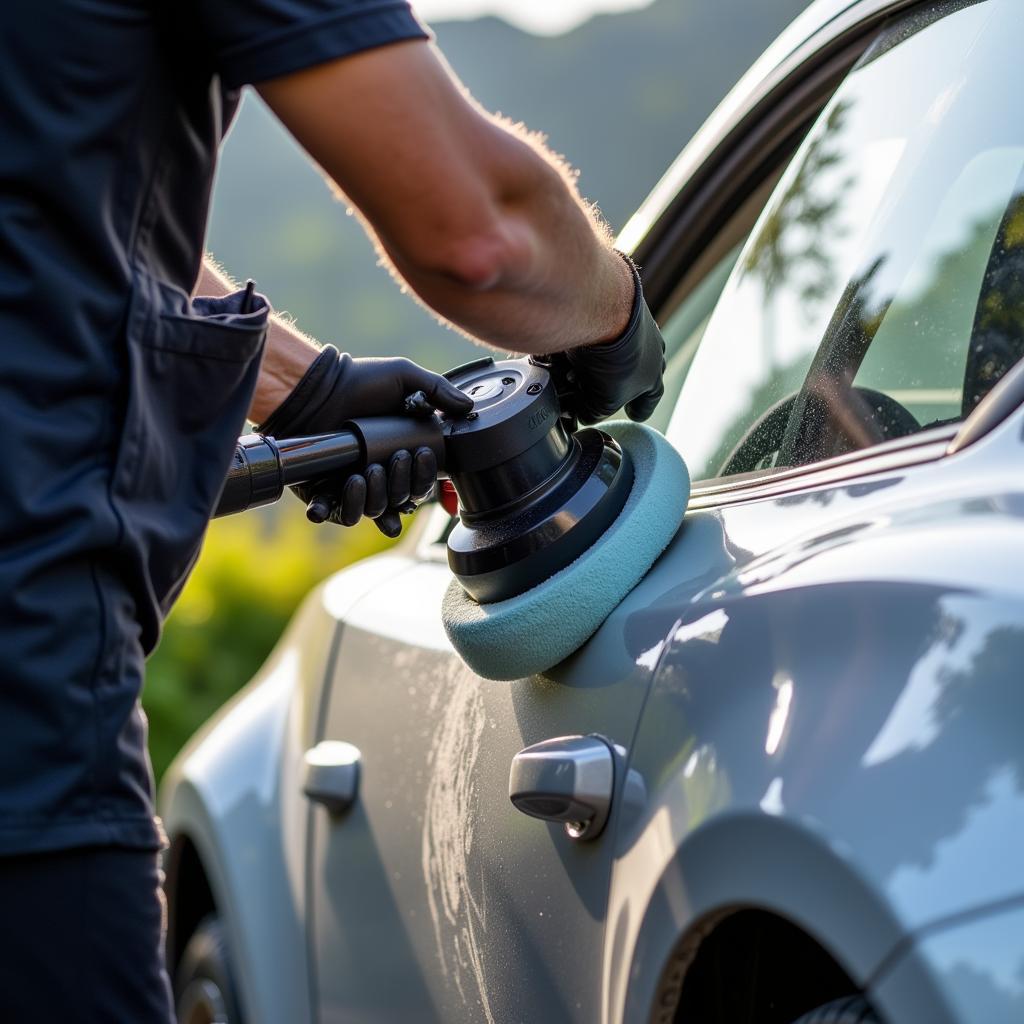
[256,39,634,355]
[195,260,319,424]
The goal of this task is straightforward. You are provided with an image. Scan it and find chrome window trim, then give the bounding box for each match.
[948,359,1024,455]
[686,425,958,510]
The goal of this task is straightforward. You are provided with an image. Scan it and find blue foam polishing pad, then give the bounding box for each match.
[441,421,690,680]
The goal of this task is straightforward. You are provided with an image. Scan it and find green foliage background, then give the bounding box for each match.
[143,0,809,782]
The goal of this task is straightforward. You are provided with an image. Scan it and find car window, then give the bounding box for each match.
[666,0,1024,483]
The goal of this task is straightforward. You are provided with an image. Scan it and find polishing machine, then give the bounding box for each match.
[215,356,635,604]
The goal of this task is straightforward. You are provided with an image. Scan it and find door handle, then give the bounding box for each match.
[303,741,361,815]
[508,735,614,840]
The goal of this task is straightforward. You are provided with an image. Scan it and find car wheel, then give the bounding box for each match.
[791,995,879,1023]
[174,915,243,1024]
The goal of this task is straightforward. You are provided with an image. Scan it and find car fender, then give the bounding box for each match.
[605,447,1024,1023]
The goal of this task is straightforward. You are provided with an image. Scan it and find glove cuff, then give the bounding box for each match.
[256,344,351,437]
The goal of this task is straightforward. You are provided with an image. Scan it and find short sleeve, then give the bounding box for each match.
[195,0,432,90]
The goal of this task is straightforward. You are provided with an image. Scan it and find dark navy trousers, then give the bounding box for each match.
[0,848,174,1023]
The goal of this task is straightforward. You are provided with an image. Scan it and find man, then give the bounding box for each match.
[0,1,664,1020]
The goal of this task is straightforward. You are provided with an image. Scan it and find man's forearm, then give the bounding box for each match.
[195,259,319,424]
[258,42,635,356]
[377,120,635,353]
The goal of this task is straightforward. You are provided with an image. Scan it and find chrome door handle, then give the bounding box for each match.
[508,735,614,840]
[303,741,361,815]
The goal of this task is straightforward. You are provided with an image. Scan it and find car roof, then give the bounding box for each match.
[618,0,913,256]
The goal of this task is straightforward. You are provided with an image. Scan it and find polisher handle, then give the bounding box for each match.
[344,415,445,471]
[213,414,445,519]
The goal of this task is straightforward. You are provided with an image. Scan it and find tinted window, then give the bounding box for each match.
[666,0,1024,482]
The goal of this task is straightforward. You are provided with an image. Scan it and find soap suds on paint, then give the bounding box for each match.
[421,662,496,1024]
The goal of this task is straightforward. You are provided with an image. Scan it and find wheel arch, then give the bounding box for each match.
[652,906,863,1024]
[614,811,916,1022]
[161,758,312,1024]
[164,831,217,980]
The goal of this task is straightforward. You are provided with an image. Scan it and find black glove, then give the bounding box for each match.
[549,253,666,425]
[257,347,472,536]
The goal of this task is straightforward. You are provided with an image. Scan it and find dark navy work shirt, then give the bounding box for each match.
[0,0,427,855]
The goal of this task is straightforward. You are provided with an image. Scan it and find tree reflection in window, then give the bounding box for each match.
[666,0,1024,482]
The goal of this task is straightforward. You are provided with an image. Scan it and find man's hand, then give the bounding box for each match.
[257,346,471,536]
[197,261,469,536]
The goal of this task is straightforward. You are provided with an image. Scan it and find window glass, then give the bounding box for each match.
[647,172,783,434]
[647,243,741,434]
[666,0,1024,482]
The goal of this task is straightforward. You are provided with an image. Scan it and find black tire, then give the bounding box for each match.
[792,995,880,1023]
[174,915,243,1024]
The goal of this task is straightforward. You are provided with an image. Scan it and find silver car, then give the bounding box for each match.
[161,0,1024,1021]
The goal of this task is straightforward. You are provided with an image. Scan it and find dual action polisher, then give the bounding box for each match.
[215,355,689,678]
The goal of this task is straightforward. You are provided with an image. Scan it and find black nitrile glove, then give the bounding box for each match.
[257,346,472,536]
[550,253,666,425]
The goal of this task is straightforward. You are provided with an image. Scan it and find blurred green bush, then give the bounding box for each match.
[143,508,390,782]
